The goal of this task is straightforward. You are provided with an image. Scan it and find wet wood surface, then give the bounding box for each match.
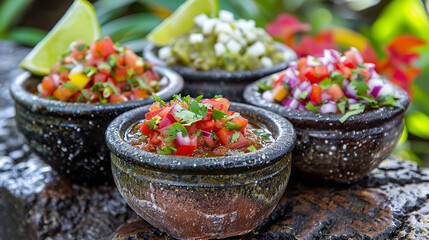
[1,41,429,239]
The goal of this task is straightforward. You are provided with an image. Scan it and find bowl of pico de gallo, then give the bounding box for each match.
[10,36,183,185]
[244,47,410,183]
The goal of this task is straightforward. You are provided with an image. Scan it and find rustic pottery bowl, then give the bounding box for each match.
[106,102,296,239]
[143,43,297,102]
[9,67,183,186]
[244,77,410,184]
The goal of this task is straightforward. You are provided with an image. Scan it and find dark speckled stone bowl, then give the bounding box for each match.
[143,43,297,102]
[9,67,183,186]
[106,102,295,239]
[244,76,410,184]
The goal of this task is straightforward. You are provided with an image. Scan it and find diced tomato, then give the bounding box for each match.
[109,94,128,103]
[185,123,198,135]
[341,57,356,69]
[71,42,87,60]
[203,108,213,121]
[176,145,196,156]
[113,67,128,82]
[311,84,322,105]
[213,119,226,131]
[98,63,111,76]
[59,69,70,81]
[344,50,361,67]
[196,120,215,132]
[158,105,174,118]
[215,129,233,145]
[216,98,230,112]
[202,99,223,111]
[189,135,198,146]
[132,89,150,99]
[212,147,228,156]
[149,102,161,112]
[93,73,108,83]
[90,36,115,59]
[314,66,329,82]
[53,87,74,102]
[158,114,176,129]
[230,116,248,132]
[124,49,143,73]
[272,71,286,86]
[41,76,55,91]
[272,85,288,102]
[326,83,344,101]
[297,57,307,71]
[204,136,218,148]
[145,108,162,120]
[149,131,161,145]
[228,132,249,149]
[113,53,124,66]
[359,70,371,82]
[85,55,95,67]
[140,119,154,135]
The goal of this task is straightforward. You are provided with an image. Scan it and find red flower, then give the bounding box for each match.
[266,14,311,47]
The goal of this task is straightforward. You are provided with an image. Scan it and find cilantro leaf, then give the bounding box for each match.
[283,82,291,91]
[299,91,309,100]
[258,80,273,91]
[231,132,240,143]
[158,145,177,155]
[152,94,166,106]
[214,95,223,99]
[147,120,155,130]
[247,145,257,152]
[351,79,369,96]
[163,123,188,142]
[195,95,203,103]
[337,101,347,114]
[98,62,111,70]
[225,122,242,130]
[226,112,240,120]
[305,102,320,113]
[211,108,227,120]
[319,78,332,90]
[339,108,365,123]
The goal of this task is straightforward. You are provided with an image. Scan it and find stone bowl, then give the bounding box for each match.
[143,43,297,102]
[244,76,410,184]
[106,102,296,239]
[9,67,183,186]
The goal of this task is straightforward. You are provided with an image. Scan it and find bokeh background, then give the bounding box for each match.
[1,0,428,166]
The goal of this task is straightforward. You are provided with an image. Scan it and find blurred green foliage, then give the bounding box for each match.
[1,0,429,165]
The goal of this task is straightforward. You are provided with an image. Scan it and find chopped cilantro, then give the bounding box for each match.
[350,79,369,96]
[305,102,320,113]
[337,101,347,114]
[258,80,273,91]
[299,91,309,100]
[163,123,188,142]
[194,129,202,137]
[201,152,208,157]
[98,62,111,70]
[225,122,242,130]
[339,104,365,123]
[195,95,203,103]
[247,145,257,152]
[231,132,240,143]
[252,129,271,141]
[318,78,332,90]
[214,95,223,99]
[58,64,74,72]
[226,112,240,120]
[211,108,227,120]
[102,82,120,95]
[84,66,97,77]
[127,68,134,77]
[159,145,177,155]
[152,94,166,106]
[107,54,117,67]
[147,120,155,130]
[76,43,88,51]
[212,130,219,141]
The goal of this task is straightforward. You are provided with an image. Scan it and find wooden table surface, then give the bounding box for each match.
[0,41,428,240]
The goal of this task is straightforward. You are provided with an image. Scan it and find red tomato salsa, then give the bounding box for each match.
[125,95,272,157]
[38,36,164,103]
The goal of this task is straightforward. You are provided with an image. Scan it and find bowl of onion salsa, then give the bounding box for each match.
[244,48,410,183]
[144,10,296,101]
[10,36,184,185]
[106,95,296,239]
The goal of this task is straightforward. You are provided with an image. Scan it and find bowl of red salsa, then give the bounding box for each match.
[244,48,410,183]
[10,36,184,185]
[105,95,295,239]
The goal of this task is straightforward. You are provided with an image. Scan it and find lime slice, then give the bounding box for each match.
[147,0,219,46]
[19,0,101,76]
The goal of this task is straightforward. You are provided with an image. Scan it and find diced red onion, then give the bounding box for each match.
[202,130,211,137]
[289,61,298,69]
[327,63,335,72]
[306,56,319,66]
[52,74,60,86]
[283,68,300,89]
[369,85,382,98]
[343,79,350,87]
[321,91,332,101]
[351,47,363,64]
[293,87,302,99]
[348,98,357,105]
[324,49,340,64]
[282,97,299,109]
[262,90,274,102]
[319,100,337,113]
[378,84,394,96]
[176,132,190,146]
[345,83,357,99]
[297,103,307,111]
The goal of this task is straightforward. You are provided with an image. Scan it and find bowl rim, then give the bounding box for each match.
[9,66,184,115]
[106,102,296,174]
[243,73,410,130]
[143,42,297,82]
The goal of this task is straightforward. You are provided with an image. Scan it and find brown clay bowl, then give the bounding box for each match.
[244,76,410,184]
[9,67,183,186]
[106,102,296,239]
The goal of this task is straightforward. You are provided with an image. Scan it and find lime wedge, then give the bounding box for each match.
[147,0,219,46]
[19,0,101,76]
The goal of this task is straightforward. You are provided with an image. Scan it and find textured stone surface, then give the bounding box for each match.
[1,41,429,239]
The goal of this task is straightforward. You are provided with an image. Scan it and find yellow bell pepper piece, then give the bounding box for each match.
[273,85,288,102]
[69,72,91,89]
